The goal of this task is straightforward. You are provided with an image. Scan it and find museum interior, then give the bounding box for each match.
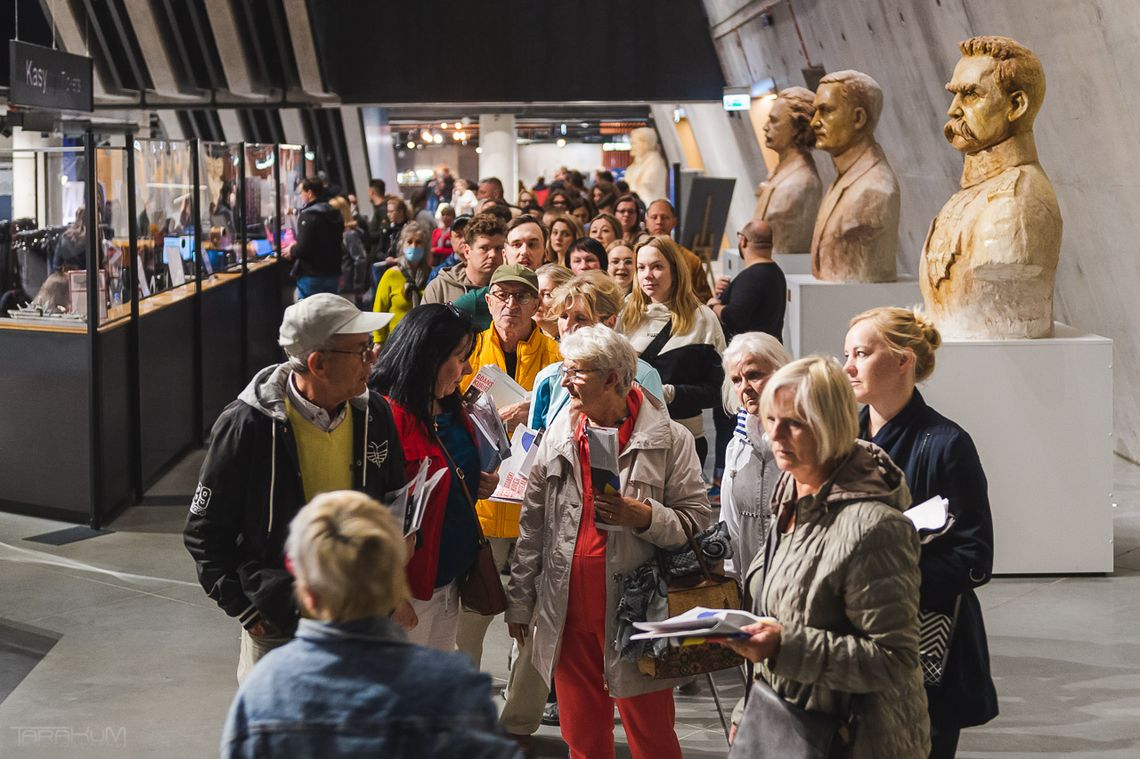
[0,0,1138,757]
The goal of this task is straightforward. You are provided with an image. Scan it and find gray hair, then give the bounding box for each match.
[559,324,638,395]
[721,332,793,412]
[286,341,335,374]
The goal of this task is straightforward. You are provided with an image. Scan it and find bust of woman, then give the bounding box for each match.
[754,87,822,256]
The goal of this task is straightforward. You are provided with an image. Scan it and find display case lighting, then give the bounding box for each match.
[556,138,566,148]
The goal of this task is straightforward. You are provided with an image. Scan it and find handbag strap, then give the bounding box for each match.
[657,513,715,582]
[638,317,673,364]
[433,429,490,544]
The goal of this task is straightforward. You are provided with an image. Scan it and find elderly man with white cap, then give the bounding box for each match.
[185,294,407,683]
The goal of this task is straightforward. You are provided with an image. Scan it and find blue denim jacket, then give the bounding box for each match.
[221,617,521,758]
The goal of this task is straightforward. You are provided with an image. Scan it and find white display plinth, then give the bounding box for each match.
[784,275,921,357]
[772,252,813,276]
[921,324,1113,574]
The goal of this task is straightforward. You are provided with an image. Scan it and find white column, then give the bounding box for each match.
[478,114,517,204]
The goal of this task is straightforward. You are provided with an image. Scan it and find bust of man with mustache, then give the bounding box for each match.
[920,35,1062,339]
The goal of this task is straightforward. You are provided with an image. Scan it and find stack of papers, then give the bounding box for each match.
[464,364,530,409]
[630,607,775,643]
[904,495,956,544]
[386,458,448,537]
[585,425,622,531]
[489,426,543,504]
[468,393,512,472]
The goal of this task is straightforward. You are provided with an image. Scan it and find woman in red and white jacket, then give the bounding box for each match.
[370,303,498,651]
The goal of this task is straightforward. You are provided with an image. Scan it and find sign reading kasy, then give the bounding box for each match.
[9,40,93,113]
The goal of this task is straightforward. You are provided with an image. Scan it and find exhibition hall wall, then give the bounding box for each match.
[705,0,1140,460]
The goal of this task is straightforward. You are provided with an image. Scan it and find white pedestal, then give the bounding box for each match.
[921,324,1113,574]
[784,275,921,358]
[772,252,813,276]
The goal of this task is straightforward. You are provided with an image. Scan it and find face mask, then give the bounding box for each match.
[403,246,426,264]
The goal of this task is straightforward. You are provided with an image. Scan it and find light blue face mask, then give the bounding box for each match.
[403,245,426,264]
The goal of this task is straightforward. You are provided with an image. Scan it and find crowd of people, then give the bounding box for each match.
[187,165,997,759]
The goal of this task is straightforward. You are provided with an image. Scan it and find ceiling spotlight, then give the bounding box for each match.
[440,121,448,129]
[433,133,443,144]
[556,138,566,148]
[407,141,416,149]
[560,123,567,136]
[421,129,432,141]
[475,146,482,154]
[453,122,462,129]
[580,122,589,128]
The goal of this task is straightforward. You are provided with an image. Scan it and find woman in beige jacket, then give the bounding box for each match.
[505,326,711,759]
[723,356,930,759]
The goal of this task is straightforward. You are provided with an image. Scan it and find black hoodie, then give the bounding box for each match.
[291,199,344,278]
[183,364,405,633]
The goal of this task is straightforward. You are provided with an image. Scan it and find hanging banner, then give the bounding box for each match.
[8,40,93,113]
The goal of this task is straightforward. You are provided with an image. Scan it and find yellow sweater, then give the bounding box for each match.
[372,266,422,342]
[462,324,562,538]
[285,397,354,502]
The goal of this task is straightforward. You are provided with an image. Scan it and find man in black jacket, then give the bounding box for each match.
[283,177,344,298]
[184,294,405,682]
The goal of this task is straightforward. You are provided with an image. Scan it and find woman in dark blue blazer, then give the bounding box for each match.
[844,307,998,759]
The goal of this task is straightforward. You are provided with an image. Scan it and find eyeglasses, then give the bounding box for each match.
[323,343,380,363]
[558,365,600,383]
[489,289,536,306]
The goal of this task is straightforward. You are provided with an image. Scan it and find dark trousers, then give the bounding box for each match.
[712,405,736,478]
[929,726,960,759]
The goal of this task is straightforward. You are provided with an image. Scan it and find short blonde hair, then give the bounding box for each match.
[560,324,638,395]
[286,491,408,621]
[759,356,858,466]
[721,332,793,412]
[849,306,942,383]
[549,270,625,322]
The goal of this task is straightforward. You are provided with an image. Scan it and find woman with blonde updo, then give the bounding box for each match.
[221,491,516,757]
[844,307,997,759]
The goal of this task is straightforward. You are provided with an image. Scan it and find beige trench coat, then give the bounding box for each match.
[505,392,712,699]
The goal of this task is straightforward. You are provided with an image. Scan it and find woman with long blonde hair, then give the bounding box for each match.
[618,235,725,465]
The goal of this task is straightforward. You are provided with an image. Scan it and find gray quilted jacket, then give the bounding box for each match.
[505,392,712,698]
[742,440,930,759]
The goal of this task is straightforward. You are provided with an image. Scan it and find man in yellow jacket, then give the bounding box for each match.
[457,263,561,748]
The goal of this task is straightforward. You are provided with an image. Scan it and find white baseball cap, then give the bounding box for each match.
[278,294,394,357]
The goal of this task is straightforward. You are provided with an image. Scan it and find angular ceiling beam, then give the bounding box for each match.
[120,0,200,100]
[280,0,334,100]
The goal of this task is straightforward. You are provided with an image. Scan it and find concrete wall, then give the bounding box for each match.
[703,0,1140,461]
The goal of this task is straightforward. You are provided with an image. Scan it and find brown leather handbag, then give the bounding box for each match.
[436,437,508,616]
[638,519,744,678]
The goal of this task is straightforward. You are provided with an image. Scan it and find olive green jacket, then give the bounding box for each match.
[741,441,930,759]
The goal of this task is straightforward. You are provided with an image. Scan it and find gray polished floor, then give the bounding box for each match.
[1,449,1138,757]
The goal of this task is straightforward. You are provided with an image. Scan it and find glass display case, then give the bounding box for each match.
[0,141,129,331]
[0,131,291,528]
[199,141,243,274]
[278,144,304,252]
[135,139,197,297]
[244,143,278,261]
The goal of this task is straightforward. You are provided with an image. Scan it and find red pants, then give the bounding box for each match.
[554,554,682,759]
